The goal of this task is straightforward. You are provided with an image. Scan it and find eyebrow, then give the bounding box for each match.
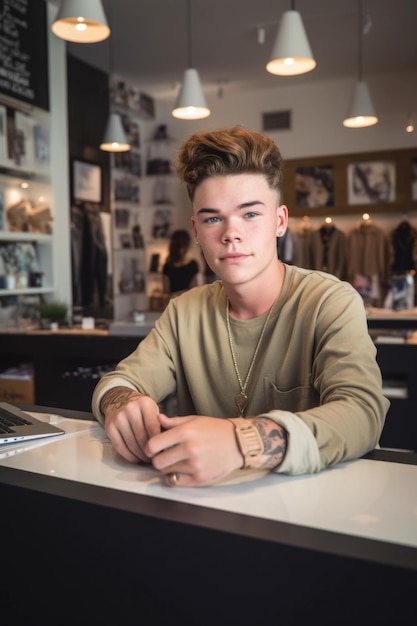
[196,200,264,216]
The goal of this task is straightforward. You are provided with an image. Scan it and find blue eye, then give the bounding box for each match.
[245,212,258,218]
[205,216,221,224]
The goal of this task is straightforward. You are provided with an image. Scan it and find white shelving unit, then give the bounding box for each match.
[0,98,55,326]
[0,176,54,289]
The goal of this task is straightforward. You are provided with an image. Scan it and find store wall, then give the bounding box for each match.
[45,5,417,314]
[157,71,417,158]
[155,69,417,239]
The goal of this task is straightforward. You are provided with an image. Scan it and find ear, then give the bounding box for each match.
[191,216,199,245]
[276,204,288,237]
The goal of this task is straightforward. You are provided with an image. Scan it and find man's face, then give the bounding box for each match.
[191,173,287,288]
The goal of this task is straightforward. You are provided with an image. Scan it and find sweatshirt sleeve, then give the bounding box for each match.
[261,281,389,474]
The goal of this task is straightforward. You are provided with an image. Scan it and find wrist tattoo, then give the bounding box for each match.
[101,388,143,414]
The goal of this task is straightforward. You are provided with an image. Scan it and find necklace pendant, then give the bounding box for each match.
[235,391,248,416]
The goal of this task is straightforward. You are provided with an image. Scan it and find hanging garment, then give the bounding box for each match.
[71,202,109,309]
[308,225,347,279]
[347,221,390,306]
[83,203,109,307]
[390,220,417,274]
[293,222,313,269]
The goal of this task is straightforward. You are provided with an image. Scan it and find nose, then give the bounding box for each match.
[221,218,243,244]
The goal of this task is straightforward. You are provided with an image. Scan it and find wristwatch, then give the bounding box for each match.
[228,417,264,469]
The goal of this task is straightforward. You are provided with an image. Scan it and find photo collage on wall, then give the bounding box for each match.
[110,78,149,300]
[146,124,175,240]
[112,160,146,294]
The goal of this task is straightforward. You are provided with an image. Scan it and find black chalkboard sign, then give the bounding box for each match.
[0,0,49,110]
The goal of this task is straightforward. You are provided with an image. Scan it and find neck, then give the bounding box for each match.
[226,262,285,320]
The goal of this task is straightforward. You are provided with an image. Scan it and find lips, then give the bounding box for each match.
[220,253,250,262]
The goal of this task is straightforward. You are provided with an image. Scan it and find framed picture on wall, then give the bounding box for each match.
[73,159,102,203]
[347,160,396,205]
[283,148,417,217]
[295,165,334,209]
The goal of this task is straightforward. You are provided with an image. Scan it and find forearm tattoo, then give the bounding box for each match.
[254,417,288,469]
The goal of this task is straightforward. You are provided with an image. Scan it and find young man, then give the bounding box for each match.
[92,126,389,487]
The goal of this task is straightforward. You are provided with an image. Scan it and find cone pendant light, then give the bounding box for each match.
[343,0,378,128]
[99,4,130,153]
[172,0,210,120]
[266,3,316,76]
[172,69,210,120]
[52,0,110,43]
[100,113,130,152]
[343,82,377,128]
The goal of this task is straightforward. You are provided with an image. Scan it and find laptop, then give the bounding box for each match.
[0,402,65,445]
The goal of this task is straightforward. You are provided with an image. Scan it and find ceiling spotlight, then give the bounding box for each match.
[406,117,415,133]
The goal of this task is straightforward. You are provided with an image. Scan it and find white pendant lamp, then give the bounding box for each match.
[266,4,316,76]
[100,114,130,153]
[51,0,110,44]
[172,0,210,120]
[172,68,210,120]
[343,81,377,128]
[343,0,378,128]
[99,2,130,153]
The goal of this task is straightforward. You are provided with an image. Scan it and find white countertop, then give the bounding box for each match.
[1,411,416,552]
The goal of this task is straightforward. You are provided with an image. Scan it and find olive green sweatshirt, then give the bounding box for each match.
[92,264,389,475]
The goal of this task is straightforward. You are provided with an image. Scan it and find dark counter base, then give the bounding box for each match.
[376,343,417,451]
[0,332,140,411]
[1,475,416,626]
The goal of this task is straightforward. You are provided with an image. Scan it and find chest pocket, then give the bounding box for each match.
[264,377,320,413]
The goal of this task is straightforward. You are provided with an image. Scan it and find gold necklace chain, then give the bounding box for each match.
[226,295,278,417]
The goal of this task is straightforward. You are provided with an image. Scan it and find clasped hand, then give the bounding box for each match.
[104,394,243,486]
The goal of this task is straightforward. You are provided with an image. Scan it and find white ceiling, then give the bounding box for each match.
[64,0,417,99]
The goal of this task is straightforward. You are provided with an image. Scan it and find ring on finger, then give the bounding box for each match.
[168,472,179,487]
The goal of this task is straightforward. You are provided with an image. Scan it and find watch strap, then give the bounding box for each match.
[228,417,264,469]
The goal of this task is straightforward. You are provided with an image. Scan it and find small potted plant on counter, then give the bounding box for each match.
[39,300,68,330]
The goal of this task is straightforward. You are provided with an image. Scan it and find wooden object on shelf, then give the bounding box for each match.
[27,203,53,234]
[6,199,30,232]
